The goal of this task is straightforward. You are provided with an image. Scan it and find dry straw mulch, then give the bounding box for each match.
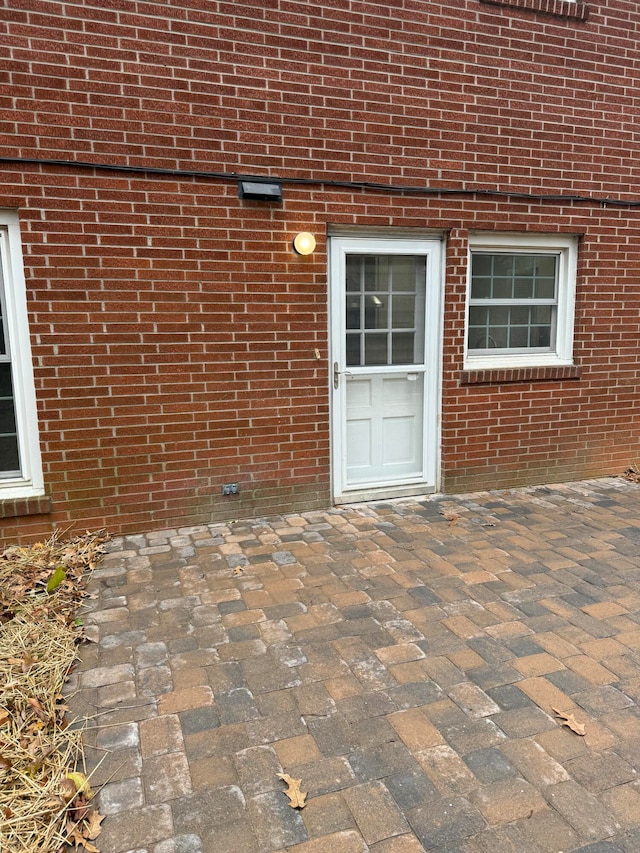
[0,530,108,853]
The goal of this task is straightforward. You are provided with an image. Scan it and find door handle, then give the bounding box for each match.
[333,362,352,389]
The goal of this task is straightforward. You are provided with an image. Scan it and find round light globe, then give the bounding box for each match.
[293,232,316,255]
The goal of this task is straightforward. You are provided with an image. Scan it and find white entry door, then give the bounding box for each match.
[330,237,443,502]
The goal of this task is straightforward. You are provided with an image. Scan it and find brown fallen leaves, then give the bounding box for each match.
[0,529,108,853]
[552,707,587,736]
[277,773,307,809]
[621,464,640,484]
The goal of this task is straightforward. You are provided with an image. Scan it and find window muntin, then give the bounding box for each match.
[0,213,43,498]
[464,234,577,370]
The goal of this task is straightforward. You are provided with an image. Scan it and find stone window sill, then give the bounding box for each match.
[479,0,589,21]
[460,365,581,385]
[0,494,53,519]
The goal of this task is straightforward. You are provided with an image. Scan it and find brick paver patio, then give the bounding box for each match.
[70,478,640,852]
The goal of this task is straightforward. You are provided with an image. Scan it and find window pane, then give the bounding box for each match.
[470,277,491,299]
[364,295,388,329]
[0,435,19,474]
[532,306,552,324]
[514,277,534,299]
[509,327,529,348]
[535,256,556,277]
[488,306,509,326]
[493,277,512,299]
[468,327,488,349]
[535,279,556,299]
[364,333,388,365]
[511,307,530,325]
[493,255,514,276]
[0,363,12,397]
[0,399,16,434]
[0,320,5,356]
[472,255,492,276]
[531,326,551,347]
[469,306,488,326]
[488,326,508,348]
[514,255,535,276]
[391,333,415,364]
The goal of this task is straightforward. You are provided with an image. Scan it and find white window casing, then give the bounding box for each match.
[464,232,578,370]
[0,211,44,499]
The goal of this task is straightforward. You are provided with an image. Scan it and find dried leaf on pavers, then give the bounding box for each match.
[84,808,106,839]
[552,707,586,736]
[67,819,101,853]
[621,464,640,483]
[277,772,308,808]
[232,567,244,575]
[438,509,460,524]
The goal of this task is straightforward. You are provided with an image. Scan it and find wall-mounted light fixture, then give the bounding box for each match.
[237,179,283,202]
[293,232,316,255]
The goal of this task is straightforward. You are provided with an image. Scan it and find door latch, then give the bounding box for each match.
[333,362,352,389]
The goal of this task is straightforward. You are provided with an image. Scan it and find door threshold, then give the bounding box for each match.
[334,483,436,504]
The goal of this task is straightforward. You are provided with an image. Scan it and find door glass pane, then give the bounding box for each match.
[391,333,415,364]
[364,333,388,365]
[346,295,361,330]
[364,295,388,329]
[390,256,418,291]
[363,256,388,291]
[346,256,361,292]
[346,333,361,366]
[392,295,415,328]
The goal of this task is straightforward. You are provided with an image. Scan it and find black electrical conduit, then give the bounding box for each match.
[1,155,639,209]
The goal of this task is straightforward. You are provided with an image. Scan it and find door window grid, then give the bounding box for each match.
[467,252,558,354]
[345,255,426,366]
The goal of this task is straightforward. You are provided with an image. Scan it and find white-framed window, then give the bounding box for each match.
[0,211,44,499]
[464,232,578,370]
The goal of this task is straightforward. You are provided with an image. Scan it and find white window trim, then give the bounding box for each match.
[464,232,578,371]
[0,211,44,499]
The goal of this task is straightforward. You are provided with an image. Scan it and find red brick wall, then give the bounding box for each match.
[1,0,639,541]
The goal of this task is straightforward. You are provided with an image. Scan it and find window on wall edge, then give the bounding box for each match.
[0,212,44,499]
[464,233,578,371]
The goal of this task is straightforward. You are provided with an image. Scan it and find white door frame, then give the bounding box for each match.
[330,236,444,503]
